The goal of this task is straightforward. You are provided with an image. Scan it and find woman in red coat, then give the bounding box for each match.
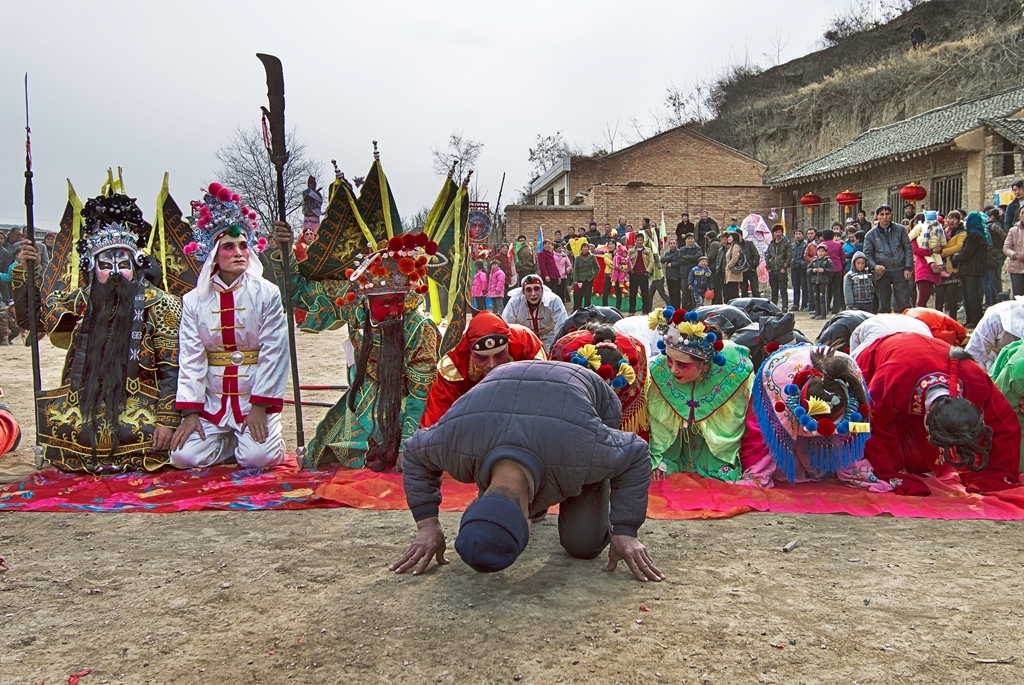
[856,332,1020,495]
[420,311,546,428]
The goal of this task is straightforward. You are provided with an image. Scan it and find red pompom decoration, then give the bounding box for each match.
[344,268,355,278]
[764,341,780,354]
[345,292,357,303]
[402,233,417,249]
[425,242,439,255]
[408,271,420,282]
[397,257,416,275]
[670,309,688,325]
[628,356,638,367]
[216,187,233,202]
[816,419,836,436]
[712,340,724,351]
[240,205,249,214]
[335,297,346,307]
[415,231,429,247]
[231,193,240,203]
[388,236,404,252]
[415,283,429,294]
[597,363,615,380]
[416,255,428,267]
[208,182,223,195]
[774,401,787,412]
[858,403,869,415]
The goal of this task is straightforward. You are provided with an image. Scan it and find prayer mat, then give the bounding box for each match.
[316,469,1024,521]
[0,455,340,513]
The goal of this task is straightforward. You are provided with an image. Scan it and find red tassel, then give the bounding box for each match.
[764,341,780,354]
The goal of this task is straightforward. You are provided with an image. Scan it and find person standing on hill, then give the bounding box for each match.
[910,22,926,48]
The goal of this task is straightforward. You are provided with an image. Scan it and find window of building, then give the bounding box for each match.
[887,186,903,215]
[546,188,555,206]
[931,175,963,215]
[1004,137,1018,177]
[558,188,565,206]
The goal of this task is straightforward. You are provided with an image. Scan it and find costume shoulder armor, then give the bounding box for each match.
[436,354,464,382]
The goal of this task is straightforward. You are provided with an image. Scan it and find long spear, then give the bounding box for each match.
[256,53,305,457]
[23,74,42,419]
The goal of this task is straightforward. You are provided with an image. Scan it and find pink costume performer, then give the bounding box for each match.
[739,343,891,491]
[170,183,288,469]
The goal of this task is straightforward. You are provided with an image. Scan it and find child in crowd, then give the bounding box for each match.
[843,252,875,312]
[487,259,506,313]
[688,256,714,308]
[808,244,834,319]
[911,211,947,273]
[610,243,631,310]
[471,259,488,311]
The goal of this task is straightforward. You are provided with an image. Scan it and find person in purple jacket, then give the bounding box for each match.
[820,228,847,314]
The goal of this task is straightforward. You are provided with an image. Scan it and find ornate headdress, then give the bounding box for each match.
[649,306,726,366]
[184,183,267,263]
[565,342,637,389]
[754,344,872,482]
[338,232,447,304]
[78,192,151,273]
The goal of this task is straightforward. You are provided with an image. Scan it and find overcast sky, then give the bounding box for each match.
[1,0,847,231]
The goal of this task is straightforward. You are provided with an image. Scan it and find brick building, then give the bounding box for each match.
[768,86,1024,232]
[504,126,778,244]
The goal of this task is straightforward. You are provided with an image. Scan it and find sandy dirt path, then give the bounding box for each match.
[3,311,1023,684]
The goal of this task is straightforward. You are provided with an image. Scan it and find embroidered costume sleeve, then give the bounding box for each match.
[174,292,208,413]
[42,286,90,350]
[402,312,439,446]
[420,356,468,429]
[272,248,349,332]
[248,281,289,409]
[145,288,183,428]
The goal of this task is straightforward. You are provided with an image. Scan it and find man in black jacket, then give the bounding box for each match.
[659,236,683,309]
[584,221,602,245]
[863,205,913,313]
[696,211,719,250]
[790,229,807,311]
[705,231,723,304]
[1006,180,1024,232]
[677,233,703,309]
[393,361,663,582]
[675,212,696,247]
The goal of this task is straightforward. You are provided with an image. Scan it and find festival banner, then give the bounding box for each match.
[148,173,199,297]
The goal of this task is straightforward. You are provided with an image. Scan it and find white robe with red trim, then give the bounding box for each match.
[175,272,288,428]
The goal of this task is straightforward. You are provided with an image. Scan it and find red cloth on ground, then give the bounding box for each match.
[419,312,545,428]
[856,332,1021,495]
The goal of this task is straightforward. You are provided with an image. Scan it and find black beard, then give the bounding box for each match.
[75,274,138,458]
[350,315,406,472]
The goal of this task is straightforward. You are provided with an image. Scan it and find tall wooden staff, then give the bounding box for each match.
[23,74,42,417]
[256,53,305,455]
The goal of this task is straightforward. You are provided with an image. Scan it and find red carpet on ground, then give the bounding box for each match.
[3,458,1024,520]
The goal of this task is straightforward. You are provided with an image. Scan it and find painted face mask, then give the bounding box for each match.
[367,292,406,325]
[94,247,134,284]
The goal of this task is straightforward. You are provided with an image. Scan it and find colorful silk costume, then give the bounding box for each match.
[991,339,1024,470]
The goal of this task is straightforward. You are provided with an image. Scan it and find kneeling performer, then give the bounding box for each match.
[170,183,287,468]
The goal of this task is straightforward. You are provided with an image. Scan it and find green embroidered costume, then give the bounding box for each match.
[647,340,753,480]
[273,251,438,468]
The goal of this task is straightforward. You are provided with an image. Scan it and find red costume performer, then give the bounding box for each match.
[420,311,546,428]
[0,386,19,456]
[857,332,1020,495]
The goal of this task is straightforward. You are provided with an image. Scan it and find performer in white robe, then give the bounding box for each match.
[965,298,1024,371]
[170,183,287,468]
[501,274,568,352]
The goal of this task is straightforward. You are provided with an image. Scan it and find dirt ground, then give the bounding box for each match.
[3,311,1024,685]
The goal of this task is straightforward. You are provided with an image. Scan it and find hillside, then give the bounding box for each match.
[694,0,1024,176]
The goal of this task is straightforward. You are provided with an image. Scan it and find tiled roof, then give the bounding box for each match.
[768,86,1024,185]
[984,117,1024,148]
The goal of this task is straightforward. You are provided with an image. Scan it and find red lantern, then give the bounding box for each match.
[800,193,822,216]
[899,182,927,208]
[835,190,861,207]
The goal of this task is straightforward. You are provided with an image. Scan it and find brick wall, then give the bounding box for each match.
[503,205,594,245]
[570,127,767,196]
[585,184,786,232]
[985,132,1023,202]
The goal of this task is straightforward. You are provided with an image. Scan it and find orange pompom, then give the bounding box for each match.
[398,257,416,275]
[416,255,428,267]
[335,297,345,307]
[345,268,355,278]
[408,271,420,282]
[345,292,357,303]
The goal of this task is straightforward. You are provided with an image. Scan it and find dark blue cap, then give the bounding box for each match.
[454,493,530,573]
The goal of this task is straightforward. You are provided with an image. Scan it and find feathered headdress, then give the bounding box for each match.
[649,306,726,366]
[337,232,447,304]
[184,183,267,263]
[77,192,151,273]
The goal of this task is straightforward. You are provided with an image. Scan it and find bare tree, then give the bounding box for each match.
[765,29,791,67]
[431,131,484,186]
[402,206,430,233]
[212,123,324,235]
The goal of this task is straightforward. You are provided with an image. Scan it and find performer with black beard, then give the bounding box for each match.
[15,191,182,473]
[273,221,440,471]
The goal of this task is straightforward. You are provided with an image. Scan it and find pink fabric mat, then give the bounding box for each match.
[317,469,1024,521]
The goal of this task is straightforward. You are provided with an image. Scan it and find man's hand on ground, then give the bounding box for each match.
[170,413,205,452]
[391,517,448,575]
[603,534,665,582]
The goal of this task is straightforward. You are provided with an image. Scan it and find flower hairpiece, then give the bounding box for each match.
[650,306,726,366]
[569,344,601,371]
